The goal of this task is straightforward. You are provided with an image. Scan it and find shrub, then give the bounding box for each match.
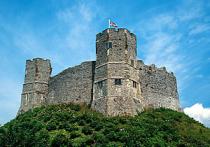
[46,121,57,131]
[78,119,85,126]
[93,132,108,144]
[35,129,50,146]
[70,104,81,111]
[65,124,78,132]
[51,133,69,147]
[70,131,81,139]
[82,126,93,135]
[90,121,103,131]
[1,104,210,146]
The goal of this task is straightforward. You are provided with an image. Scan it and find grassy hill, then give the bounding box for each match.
[0,104,210,146]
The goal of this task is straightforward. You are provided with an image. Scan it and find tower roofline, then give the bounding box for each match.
[96,28,136,38]
[26,58,50,63]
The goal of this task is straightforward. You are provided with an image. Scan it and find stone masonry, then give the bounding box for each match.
[18,28,180,116]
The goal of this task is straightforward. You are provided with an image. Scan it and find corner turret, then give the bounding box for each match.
[18,58,51,114]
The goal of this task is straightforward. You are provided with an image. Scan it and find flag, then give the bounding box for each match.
[109,20,118,28]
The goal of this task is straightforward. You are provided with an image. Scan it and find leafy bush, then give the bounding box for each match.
[82,126,93,135]
[70,131,81,139]
[51,133,69,147]
[46,121,57,131]
[0,103,210,146]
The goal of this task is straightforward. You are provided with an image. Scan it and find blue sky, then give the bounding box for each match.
[0,0,210,127]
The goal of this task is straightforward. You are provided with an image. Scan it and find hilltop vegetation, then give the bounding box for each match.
[0,104,210,146]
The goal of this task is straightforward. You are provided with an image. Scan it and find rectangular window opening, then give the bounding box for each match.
[115,79,122,85]
[131,59,134,66]
[109,42,112,48]
[98,81,103,89]
[106,42,112,49]
[133,81,137,88]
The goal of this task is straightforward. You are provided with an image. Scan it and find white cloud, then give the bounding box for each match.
[189,24,210,35]
[184,103,210,128]
[134,0,208,94]
[55,1,100,66]
[0,0,102,125]
[57,2,95,24]
[142,32,184,73]
[177,0,204,21]
[136,13,189,92]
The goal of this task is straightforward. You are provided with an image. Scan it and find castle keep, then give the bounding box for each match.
[18,28,180,116]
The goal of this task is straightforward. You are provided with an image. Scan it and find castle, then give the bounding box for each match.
[18,28,180,116]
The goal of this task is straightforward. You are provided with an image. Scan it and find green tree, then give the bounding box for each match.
[51,133,69,147]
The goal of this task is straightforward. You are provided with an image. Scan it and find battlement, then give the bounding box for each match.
[26,58,50,63]
[96,28,136,40]
[137,62,175,78]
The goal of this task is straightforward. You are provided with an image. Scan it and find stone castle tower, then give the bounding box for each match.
[92,29,143,115]
[18,28,180,116]
[18,58,51,114]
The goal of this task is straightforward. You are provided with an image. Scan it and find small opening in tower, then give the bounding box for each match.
[114,79,122,85]
[98,81,103,89]
[106,42,112,49]
[149,67,152,70]
[109,42,112,48]
[133,81,137,88]
[131,59,134,66]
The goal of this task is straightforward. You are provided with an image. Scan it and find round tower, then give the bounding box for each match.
[18,58,51,114]
[92,28,143,116]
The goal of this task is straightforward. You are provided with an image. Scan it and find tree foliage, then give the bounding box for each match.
[0,103,210,146]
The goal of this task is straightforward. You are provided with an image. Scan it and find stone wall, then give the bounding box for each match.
[138,63,180,111]
[47,61,95,106]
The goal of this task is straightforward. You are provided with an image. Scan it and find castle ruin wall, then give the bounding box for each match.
[47,61,95,106]
[139,64,180,111]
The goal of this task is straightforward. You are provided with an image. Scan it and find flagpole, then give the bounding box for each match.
[108,19,110,28]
